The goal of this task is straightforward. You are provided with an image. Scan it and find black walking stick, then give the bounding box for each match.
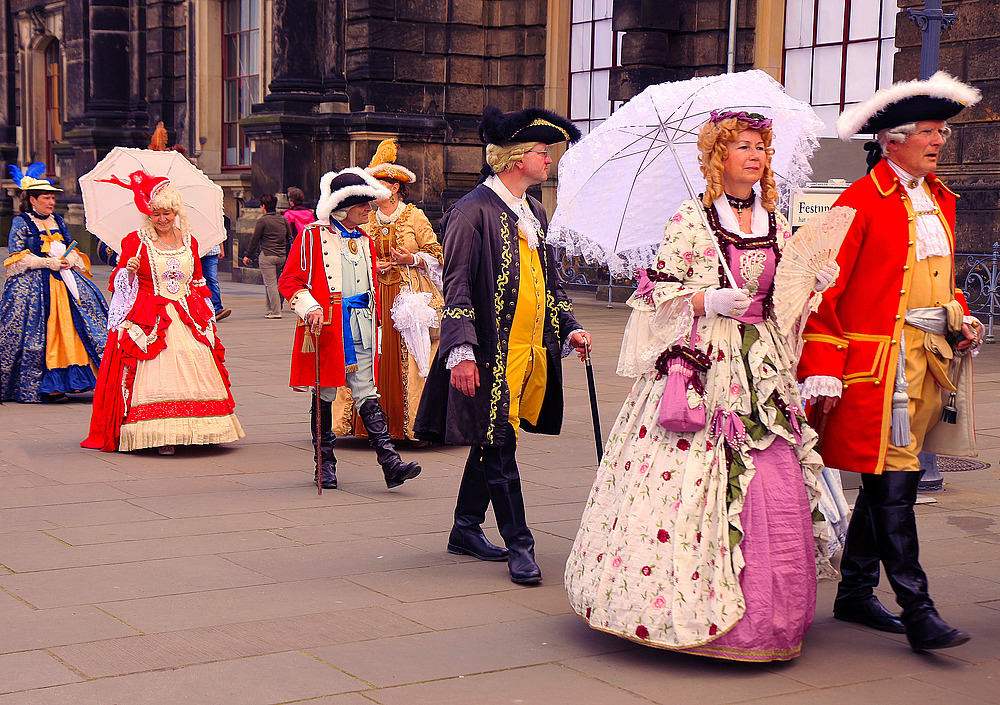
[583,345,603,462]
[310,329,322,496]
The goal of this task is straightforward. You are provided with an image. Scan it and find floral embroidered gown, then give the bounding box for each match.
[82,229,244,452]
[1,212,109,401]
[564,199,834,662]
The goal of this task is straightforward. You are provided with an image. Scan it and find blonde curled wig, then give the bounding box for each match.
[143,183,191,237]
[485,141,537,174]
[697,117,777,212]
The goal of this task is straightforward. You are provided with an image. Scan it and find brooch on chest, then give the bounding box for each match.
[340,236,364,264]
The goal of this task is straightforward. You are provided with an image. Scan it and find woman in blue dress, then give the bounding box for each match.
[1,163,109,402]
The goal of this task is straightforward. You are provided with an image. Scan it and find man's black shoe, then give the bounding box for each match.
[447,526,508,561]
[906,609,971,651]
[834,596,906,633]
[508,546,542,584]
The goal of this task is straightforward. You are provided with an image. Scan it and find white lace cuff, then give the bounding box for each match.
[561,329,586,358]
[108,268,139,331]
[414,251,444,292]
[800,375,843,401]
[446,344,476,370]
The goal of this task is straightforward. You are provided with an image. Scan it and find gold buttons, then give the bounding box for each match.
[891,339,897,345]
[874,381,881,387]
[900,289,906,296]
[903,265,909,271]
[895,315,902,321]
[908,240,915,246]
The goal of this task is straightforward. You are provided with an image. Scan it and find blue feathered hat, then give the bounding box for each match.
[8,162,62,192]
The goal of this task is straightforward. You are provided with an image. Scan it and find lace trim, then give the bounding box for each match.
[446,343,476,369]
[800,375,843,401]
[108,267,139,331]
[414,251,444,291]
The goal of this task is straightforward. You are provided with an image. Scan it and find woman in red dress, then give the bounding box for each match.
[82,171,244,455]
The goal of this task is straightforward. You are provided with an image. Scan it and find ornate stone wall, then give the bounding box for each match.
[610,0,757,102]
[895,0,1000,253]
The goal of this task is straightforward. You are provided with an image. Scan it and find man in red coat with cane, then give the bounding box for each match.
[279,168,421,491]
[799,72,983,651]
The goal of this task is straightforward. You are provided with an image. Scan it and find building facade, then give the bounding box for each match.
[2,0,996,275]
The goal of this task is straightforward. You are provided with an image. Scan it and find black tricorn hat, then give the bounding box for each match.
[837,71,981,139]
[478,106,582,147]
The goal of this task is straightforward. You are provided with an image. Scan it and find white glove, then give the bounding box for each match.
[704,287,752,318]
[46,257,63,271]
[814,261,840,292]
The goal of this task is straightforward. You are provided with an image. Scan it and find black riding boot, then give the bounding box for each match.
[310,399,337,489]
[833,488,905,632]
[483,428,540,584]
[357,398,421,488]
[447,447,509,561]
[863,472,970,651]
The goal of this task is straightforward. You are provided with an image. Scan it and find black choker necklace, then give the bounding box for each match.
[28,208,53,220]
[725,192,755,216]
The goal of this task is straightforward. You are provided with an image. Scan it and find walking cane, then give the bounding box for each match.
[583,345,603,463]
[310,329,322,496]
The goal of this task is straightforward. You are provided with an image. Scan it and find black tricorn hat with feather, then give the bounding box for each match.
[478,106,582,147]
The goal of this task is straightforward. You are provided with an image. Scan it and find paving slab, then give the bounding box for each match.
[2,269,999,703]
[0,651,366,705]
[307,614,632,688]
[0,650,83,695]
[96,577,398,633]
[364,663,655,705]
[0,555,271,608]
[0,604,140,653]
[51,606,425,677]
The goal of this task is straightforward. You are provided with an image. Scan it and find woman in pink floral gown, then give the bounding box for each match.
[564,111,837,661]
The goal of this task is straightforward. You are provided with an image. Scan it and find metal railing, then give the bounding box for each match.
[958,242,999,344]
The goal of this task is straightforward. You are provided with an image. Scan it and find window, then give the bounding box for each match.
[569,0,620,136]
[44,41,62,167]
[783,0,898,137]
[222,0,261,167]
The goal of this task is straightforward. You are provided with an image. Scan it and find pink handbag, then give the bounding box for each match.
[655,320,712,433]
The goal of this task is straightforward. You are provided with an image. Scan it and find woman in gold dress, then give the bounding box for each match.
[333,139,444,441]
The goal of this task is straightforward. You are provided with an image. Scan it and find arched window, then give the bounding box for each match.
[222,0,261,168]
[44,40,63,167]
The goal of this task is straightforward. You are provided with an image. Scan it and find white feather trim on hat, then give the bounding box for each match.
[315,167,392,223]
[836,71,981,140]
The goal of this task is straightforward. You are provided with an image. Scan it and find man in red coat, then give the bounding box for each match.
[799,72,983,651]
[279,168,421,490]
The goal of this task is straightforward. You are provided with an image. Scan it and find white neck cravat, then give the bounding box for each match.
[887,160,951,262]
[485,175,540,249]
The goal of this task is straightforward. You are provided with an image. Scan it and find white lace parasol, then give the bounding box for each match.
[773,205,855,339]
[549,69,824,278]
[390,288,440,377]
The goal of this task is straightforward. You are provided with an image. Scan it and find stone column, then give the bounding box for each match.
[241,0,350,207]
[0,0,17,242]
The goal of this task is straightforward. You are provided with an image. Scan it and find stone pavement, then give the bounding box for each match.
[1,265,999,705]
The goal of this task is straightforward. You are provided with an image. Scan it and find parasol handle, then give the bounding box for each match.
[664,136,739,289]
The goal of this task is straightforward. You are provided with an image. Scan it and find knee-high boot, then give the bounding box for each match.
[357,398,421,488]
[863,471,970,650]
[483,429,540,584]
[310,399,337,489]
[833,488,905,632]
[447,447,508,561]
